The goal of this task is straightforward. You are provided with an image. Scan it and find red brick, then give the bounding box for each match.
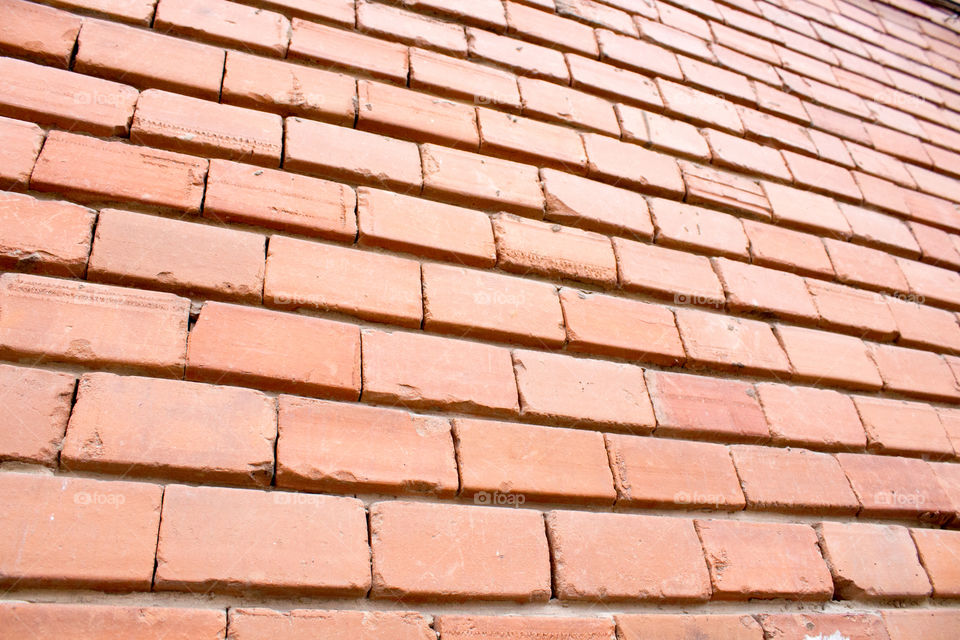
[840,202,921,258]
[505,1,598,57]
[187,301,360,398]
[241,0,354,24]
[0,0,82,68]
[513,348,656,432]
[883,610,960,640]
[478,107,586,172]
[911,528,960,597]
[557,0,637,34]
[606,434,745,509]
[0,603,225,640]
[0,473,161,590]
[358,80,477,149]
[362,329,518,416]
[156,484,369,596]
[679,55,756,104]
[596,28,682,79]
[44,0,156,24]
[846,142,917,189]
[731,445,859,515]
[817,521,932,600]
[455,418,615,504]
[582,133,685,197]
[888,297,960,351]
[0,363,74,465]
[909,220,960,269]
[674,308,793,376]
[755,382,866,450]
[776,324,882,390]
[758,613,890,640]
[617,614,763,640]
[402,0,506,30]
[410,47,521,112]
[657,80,744,133]
[837,452,954,520]
[810,128,856,167]
[493,213,616,286]
[617,104,711,161]
[0,273,189,376]
[277,396,457,497]
[548,510,709,602]
[88,209,265,303]
[155,0,289,56]
[615,238,725,304]
[541,168,653,238]
[736,105,816,155]
[824,238,910,293]
[423,263,564,346]
[897,257,960,310]
[0,56,137,137]
[370,500,550,601]
[659,0,713,36]
[230,608,431,640]
[742,220,833,278]
[518,77,619,136]
[754,81,810,123]
[0,192,93,277]
[714,258,819,322]
[806,279,897,341]
[289,18,407,83]
[714,42,780,86]
[76,19,224,101]
[908,163,960,203]
[358,0,467,56]
[854,172,912,216]
[680,160,771,218]
[437,616,613,640]
[566,54,662,109]
[650,200,747,259]
[467,28,567,82]
[640,19,714,61]
[854,395,953,458]
[421,144,543,216]
[0,115,42,191]
[781,151,863,201]
[869,342,960,401]
[702,129,792,181]
[646,369,769,442]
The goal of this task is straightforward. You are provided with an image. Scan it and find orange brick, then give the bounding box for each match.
[810,128,856,167]
[229,608,432,640]
[156,484,370,596]
[0,603,226,640]
[0,473,161,590]
[617,104,711,161]
[839,202,921,258]
[657,80,743,133]
[513,349,656,432]
[76,19,225,100]
[265,235,421,327]
[238,0,355,24]
[557,0,638,34]
[358,187,494,266]
[641,21,714,63]
[493,214,617,286]
[518,77,620,136]
[736,105,816,154]
[754,81,809,123]
[869,342,960,401]
[909,220,960,269]
[155,0,289,56]
[0,363,75,465]
[897,257,960,310]
[695,519,833,600]
[285,117,421,192]
[560,288,685,365]
[854,395,954,458]
[505,1,598,57]
[582,133,685,197]
[370,500,550,601]
[361,329,519,416]
[755,383,867,450]
[782,150,863,201]
[31,131,207,213]
[437,616,614,640]
[911,528,960,597]
[646,369,769,442]
[775,325,882,390]
[854,172,912,216]
[650,200,748,258]
[618,614,763,640]
[824,238,910,293]
[0,115,43,191]
[421,144,543,216]
[402,0,506,30]
[186,301,361,398]
[679,56,755,105]
[758,613,890,640]
[674,308,792,376]
[837,452,954,520]
[358,0,467,56]
[423,263,565,347]
[547,510,710,602]
[0,56,137,137]
[883,610,960,640]
[222,51,355,126]
[937,409,960,460]
[277,396,458,497]
[711,22,779,63]
[62,373,276,485]
[541,168,654,239]
[455,418,615,504]
[566,54,663,109]
[730,445,860,515]
[806,279,897,341]
[289,18,407,83]
[596,28,682,79]
[615,238,724,304]
[817,522,932,600]
[358,79,478,149]
[713,258,819,322]
[605,434,745,510]
[467,28,568,82]
[703,129,792,181]
[478,107,586,173]
[0,192,94,277]
[88,209,265,303]
[680,159,771,219]
[742,219,833,278]
[410,47,521,112]
[0,0,82,68]
[44,0,156,24]
[0,273,189,376]
[847,142,917,188]
[887,297,960,351]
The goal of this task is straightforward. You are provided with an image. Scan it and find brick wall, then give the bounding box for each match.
[2,0,960,636]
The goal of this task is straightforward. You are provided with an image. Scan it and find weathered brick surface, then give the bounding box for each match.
[0,363,75,465]
[837,452,954,520]
[289,18,407,82]
[758,613,890,640]
[0,115,43,191]
[0,603,226,639]
[358,79,477,149]
[0,191,95,277]
[540,168,654,238]
[854,395,954,458]
[617,615,763,640]
[229,608,432,640]
[615,237,725,304]
[714,258,819,322]
[0,0,82,68]
[436,616,614,640]
[756,383,867,450]
[155,0,290,56]
[911,528,960,597]
[883,610,960,640]
[674,308,792,376]
[775,324,883,390]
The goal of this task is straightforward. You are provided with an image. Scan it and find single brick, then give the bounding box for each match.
[617,104,710,161]
[203,159,356,241]
[467,28,568,82]
[513,349,656,432]
[645,370,768,442]
[649,199,748,259]
[582,132,685,197]
[0,363,75,465]
[0,0,82,68]
[0,191,94,277]
[736,105,816,154]
[566,53,663,109]
[883,610,960,640]
[596,28,682,79]
[517,77,620,136]
[0,115,43,191]
[674,308,793,376]
[887,297,960,352]
[782,150,863,201]
[853,395,954,459]
[817,522,932,600]
[370,500,551,602]
[823,238,910,293]
[229,608,433,640]
[186,301,361,398]
[605,434,745,510]
[361,329,519,416]
[614,237,725,304]
[805,279,897,341]
[76,19,225,100]
[742,219,834,278]
[0,56,138,137]
[846,142,917,188]
[289,18,407,83]
[657,81,743,134]
[730,445,860,515]
[938,409,960,461]
[911,528,960,597]
[285,117,421,192]
[223,51,355,126]
[696,519,833,600]
[410,47,521,112]
[541,168,654,239]
[761,181,851,236]
[869,342,960,402]
[617,614,763,640]
[755,383,867,450]
[423,262,565,347]
[909,220,960,269]
[402,0,506,30]
[358,79,478,149]
[560,288,685,365]
[260,0,351,25]
[775,324,882,390]
[62,372,275,486]
[504,1,598,57]
[42,0,156,24]
[713,258,819,322]
[357,0,467,56]
[0,603,226,640]
[897,257,960,310]
[420,143,544,216]
[437,616,614,640]
[478,107,587,173]
[277,396,457,497]
[455,418,615,505]
[31,131,207,213]
[156,484,370,596]
[557,0,638,34]
[88,209,266,303]
[837,452,954,520]
[154,0,290,56]
[0,473,161,590]
[493,213,617,286]
[680,160,771,219]
[758,613,890,640]
[0,273,189,376]
[264,235,422,328]
[703,129,792,181]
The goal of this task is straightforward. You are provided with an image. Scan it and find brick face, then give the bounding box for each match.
[0,363,75,465]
